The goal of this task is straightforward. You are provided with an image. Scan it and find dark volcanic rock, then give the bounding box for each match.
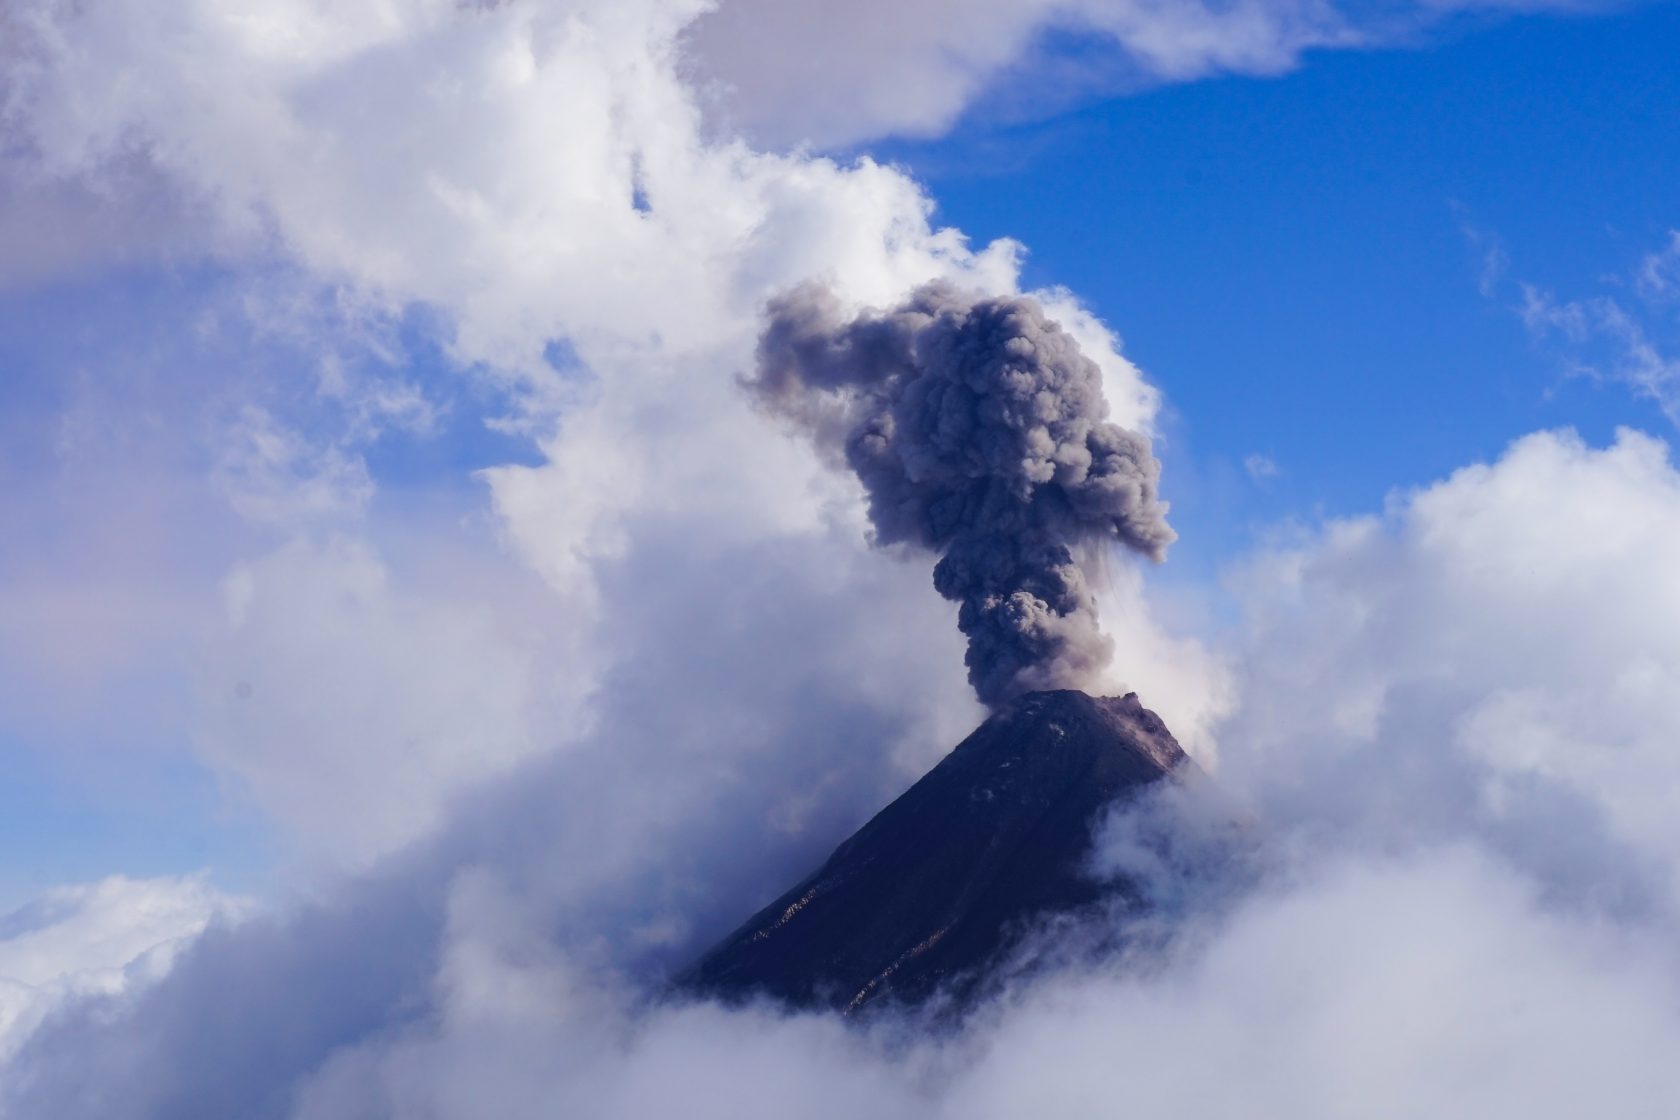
[675,689,1190,1014]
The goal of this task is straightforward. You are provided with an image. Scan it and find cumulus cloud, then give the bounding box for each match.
[1088,565,1235,764]
[0,266,567,865]
[0,0,1025,383]
[942,845,1680,1118]
[0,0,1041,1063]
[265,853,1677,1118]
[0,875,244,1060]
[1222,427,1680,910]
[1,0,1213,880]
[12,418,1680,1117]
[198,535,587,864]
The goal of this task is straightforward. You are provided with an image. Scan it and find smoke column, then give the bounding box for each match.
[750,282,1174,706]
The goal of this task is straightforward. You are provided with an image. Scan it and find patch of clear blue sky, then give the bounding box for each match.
[0,739,275,912]
[872,2,1680,581]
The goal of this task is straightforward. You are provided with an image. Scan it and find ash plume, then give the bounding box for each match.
[750,282,1174,706]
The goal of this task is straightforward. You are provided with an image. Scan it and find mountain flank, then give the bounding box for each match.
[676,689,1191,1013]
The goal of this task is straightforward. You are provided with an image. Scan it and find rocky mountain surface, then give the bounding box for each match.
[676,689,1192,1014]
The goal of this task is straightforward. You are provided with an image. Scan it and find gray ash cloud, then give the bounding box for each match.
[749,282,1174,706]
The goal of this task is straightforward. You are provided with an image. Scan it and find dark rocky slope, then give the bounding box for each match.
[676,690,1191,1014]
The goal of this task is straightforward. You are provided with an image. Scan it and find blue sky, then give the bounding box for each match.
[886,1,1680,571]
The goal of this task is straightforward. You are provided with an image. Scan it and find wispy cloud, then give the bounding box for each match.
[1636,230,1680,304]
[1243,452,1281,483]
[1463,217,1680,425]
[687,0,1617,149]
[1517,246,1680,425]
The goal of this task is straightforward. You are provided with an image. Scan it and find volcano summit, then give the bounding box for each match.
[677,690,1192,1014]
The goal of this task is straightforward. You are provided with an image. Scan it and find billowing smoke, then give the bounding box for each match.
[751,282,1175,706]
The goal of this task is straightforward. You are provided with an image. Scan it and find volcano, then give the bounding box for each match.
[676,689,1191,1014]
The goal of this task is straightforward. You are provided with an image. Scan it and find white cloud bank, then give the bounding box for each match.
[0,876,245,1061]
[209,422,1680,1120]
[12,418,1680,1114]
[0,0,1188,869]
